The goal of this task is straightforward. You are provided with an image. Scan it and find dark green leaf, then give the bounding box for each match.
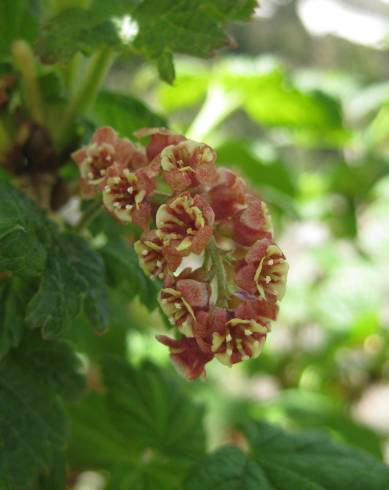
[13,332,85,400]
[94,91,167,139]
[184,446,269,490]
[26,233,110,338]
[0,276,33,359]
[35,8,122,64]
[0,336,83,490]
[185,422,389,490]
[0,181,49,277]
[101,238,159,310]
[157,51,175,85]
[35,0,255,82]
[102,359,206,460]
[61,233,110,333]
[67,360,206,488]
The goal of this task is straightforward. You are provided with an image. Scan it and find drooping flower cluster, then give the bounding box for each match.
[73,127,288,380]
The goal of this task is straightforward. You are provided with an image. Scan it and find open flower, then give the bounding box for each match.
[156,193,214,256]
[235,238,288,301]
[159,276,210,336]
[134,127,186,161]
[72,127,146,186]
[156,335,214,380]
[161,140,217,191]
[102,163,154,228]
[208,168,247,221]
[211,300,278,365]
[134,230,167,280]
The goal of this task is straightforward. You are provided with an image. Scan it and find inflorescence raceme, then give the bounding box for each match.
[72,127,289,380]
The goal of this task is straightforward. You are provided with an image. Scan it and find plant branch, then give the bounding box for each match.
[57,48,115,148]
[11,41,44,124]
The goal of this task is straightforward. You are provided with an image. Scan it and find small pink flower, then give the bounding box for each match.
[102,163,155,228]
[235,238,288,301]
[159,276,210,336]
[232,196,273,246]
[156,193,214,257]
[211,300,278,365]
[160,140,217,191]
[134,127,186,161]
[72,127,147,186]
[208,168,247,221]
[156,335,214,380]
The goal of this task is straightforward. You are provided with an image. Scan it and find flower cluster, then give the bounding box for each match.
[73,127,288,380]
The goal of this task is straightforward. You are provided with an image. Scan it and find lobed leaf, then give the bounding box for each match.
[0,181,50,277]
[26,232,110,338]
[0,335,84,490]
[184,422,389,490]
[35,0,256,82]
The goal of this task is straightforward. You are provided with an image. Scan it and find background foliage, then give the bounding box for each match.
[1,0,389,489]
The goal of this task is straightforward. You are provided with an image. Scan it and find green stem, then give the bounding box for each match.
[75,199,103,232]
[57,48,115,148]
[208,237,227,307]
[11,41,44,124]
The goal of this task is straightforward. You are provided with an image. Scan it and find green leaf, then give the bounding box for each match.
[0,181,49,277]
[60,233,110,333]
[102,359,206,461]
[0,0,38,59]
[0,276,33,359]
[0,336,83,490]
[67,360,206,488]
[185,422,389,489]
[35,7,122,64]
[216,140,297,197]
[101,238,159,310]
[217,60,349,146]
[26,233,110,338]
[184,446,268,490]
[157,51,176,85]
[35,0,256,82]
[94,90,167,139]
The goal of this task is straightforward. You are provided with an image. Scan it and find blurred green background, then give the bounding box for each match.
[70,0,389,487]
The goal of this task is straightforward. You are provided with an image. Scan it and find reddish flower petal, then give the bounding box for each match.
[156,335,213,380]
[135,127,186,161]
[233,197,273,246]
[208,168,247,221]
[235,239,288,301]
[161,140,217,191]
